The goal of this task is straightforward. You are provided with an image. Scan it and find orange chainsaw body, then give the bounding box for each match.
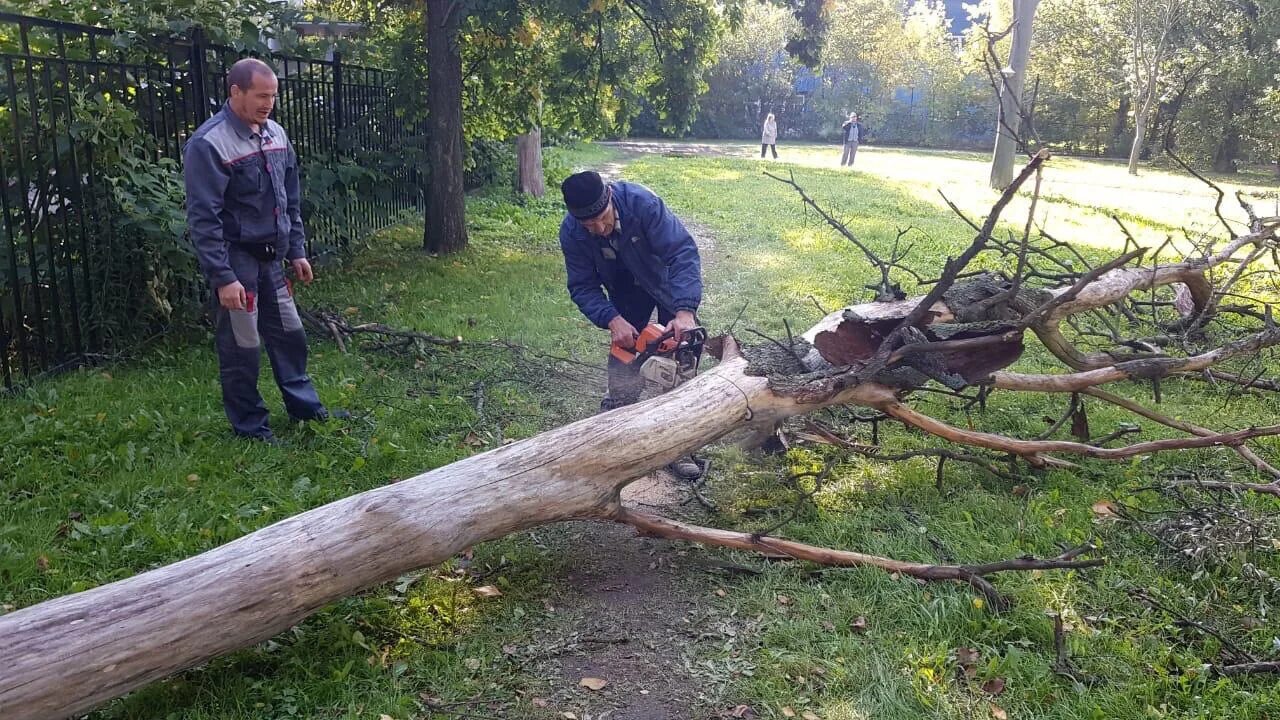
[610,323,679,364]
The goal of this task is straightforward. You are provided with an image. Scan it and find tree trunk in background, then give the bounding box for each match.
[516,127,546,198]
[1126,0,1183,175]
[989,0,1040,189]
[1107,95,1130,157]
[1128,89,1155,174]
[1212,96,1242,174]
[423,0,468,254]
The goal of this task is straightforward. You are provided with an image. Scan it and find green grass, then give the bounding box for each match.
[4,141,1280,719]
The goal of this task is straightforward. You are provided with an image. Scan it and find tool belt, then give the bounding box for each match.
[234,243,278,262]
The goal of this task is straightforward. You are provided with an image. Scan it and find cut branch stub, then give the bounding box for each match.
[806,299,953,366]
[802,275,1029,389]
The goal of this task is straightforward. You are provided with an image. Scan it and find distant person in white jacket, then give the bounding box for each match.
[760,113,778,159]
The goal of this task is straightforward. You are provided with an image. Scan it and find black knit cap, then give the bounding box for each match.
[561,171,610,219]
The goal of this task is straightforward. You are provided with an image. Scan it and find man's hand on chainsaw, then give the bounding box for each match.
[608,315,640,349]
[669,310,698,343]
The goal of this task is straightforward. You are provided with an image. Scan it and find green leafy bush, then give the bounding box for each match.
[69,90,201,337]
[464,138,517,191]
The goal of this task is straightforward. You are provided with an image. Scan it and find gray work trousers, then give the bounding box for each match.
[213,247,325,439]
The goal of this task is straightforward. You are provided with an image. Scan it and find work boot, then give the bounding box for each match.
[236,431,281,447]
[667,456,704,481]
[293,407,352,423]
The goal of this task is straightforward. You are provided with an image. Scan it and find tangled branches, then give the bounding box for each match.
[762,151,1280,491]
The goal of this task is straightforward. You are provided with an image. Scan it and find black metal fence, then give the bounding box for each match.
[0,12,423,388]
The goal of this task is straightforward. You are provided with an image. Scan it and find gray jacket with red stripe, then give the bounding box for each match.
[183,103,306,289]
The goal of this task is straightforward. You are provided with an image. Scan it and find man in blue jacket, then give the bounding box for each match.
[184,58,332,442]
[559,171,706,479]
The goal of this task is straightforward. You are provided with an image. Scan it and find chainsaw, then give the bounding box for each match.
[610,323,707,392]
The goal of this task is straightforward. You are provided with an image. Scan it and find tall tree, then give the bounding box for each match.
[695,2,804,136]
[1179,0,1279,173]
[420,0,730,254]
[1029,0,1130,156]
[425,0,469,254]
[988,0,1040,189]
[1124,0,1183,175]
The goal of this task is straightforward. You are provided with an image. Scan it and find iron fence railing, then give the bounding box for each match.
[0,12,422,387]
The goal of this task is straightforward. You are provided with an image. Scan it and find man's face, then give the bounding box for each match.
[578,201,616,237]
[229,72,278,128]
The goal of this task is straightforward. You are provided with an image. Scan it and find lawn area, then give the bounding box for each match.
[614,138,1280,253]
[3,141,1279,720]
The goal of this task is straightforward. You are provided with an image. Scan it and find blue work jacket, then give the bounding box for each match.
[559,181,703,328]
[183,104,306,289]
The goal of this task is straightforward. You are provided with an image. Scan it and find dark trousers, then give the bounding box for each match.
[601,289,676,412]
[761,143,777,158]
[213,248,325,438]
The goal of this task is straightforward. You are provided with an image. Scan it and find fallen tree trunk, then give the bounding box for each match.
[0,349,880,720]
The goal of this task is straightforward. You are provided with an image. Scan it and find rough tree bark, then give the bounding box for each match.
[516,126,546,198]
[423,0,468,254]
[989,0,1040,189]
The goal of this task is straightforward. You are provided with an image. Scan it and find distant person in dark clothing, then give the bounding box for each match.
[840,112,867,167]
[760,113,778,159]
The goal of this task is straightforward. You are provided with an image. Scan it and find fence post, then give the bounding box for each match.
[188,26,210,124]
[332,49,344,139]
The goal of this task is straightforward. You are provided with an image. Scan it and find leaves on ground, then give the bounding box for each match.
[578,677,608,691]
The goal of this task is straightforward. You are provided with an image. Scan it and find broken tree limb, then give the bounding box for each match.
[989,324,1280,396]
[877,399,1280,464]
[613,508,1102,611]
[299,307,461,354]
[1081,387,1280,479]
[1162,478,1280,498]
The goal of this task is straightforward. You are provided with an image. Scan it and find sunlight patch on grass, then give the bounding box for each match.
[781,226,844,251]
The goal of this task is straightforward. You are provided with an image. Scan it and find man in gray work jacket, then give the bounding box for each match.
[184,58,331,442]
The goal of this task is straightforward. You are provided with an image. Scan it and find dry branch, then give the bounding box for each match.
[300,307,461,354]
[614,508,1102,611]
[878,399,1280,464]
[1082,388,1280,479]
